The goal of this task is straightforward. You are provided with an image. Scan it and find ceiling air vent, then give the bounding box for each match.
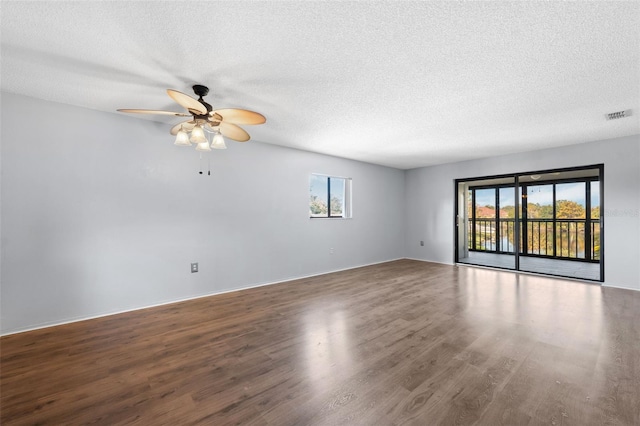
[606,110,631,120]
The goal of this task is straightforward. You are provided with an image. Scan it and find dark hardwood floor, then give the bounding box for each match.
[1,260,639,425]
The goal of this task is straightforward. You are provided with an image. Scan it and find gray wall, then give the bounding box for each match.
[2,92,638,335]
[1,93,406,334]
[405,135,640,290]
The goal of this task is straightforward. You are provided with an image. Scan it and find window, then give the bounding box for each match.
[309,174,352,218]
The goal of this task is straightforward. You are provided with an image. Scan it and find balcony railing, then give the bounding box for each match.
[468,218,600,261]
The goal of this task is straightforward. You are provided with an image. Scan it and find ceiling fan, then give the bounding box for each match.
[117,85,266,151]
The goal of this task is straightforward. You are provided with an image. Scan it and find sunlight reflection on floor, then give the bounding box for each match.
[303,306,353,393]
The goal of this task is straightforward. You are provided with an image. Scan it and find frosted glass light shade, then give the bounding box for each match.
[195,141,211,152]
[211,133,227,149]
[190,125,206,143]
[174,129,191,146]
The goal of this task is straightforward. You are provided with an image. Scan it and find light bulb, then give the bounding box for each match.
[195,141,211,152]
[190,125,206,143]
[174,129,191,146]
[210,132,227,149]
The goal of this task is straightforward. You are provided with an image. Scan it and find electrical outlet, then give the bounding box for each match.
[191,262,198,273]
[420,241,424,246]
[329,248,334,254]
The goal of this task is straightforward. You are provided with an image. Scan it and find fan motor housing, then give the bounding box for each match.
[192,85,209,97]
[192,85,213,116]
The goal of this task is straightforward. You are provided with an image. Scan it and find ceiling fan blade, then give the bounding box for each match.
[170,120,196,136]
[117,109,191,117]
[215,122,251,142]
[167,89,208,115]
[212,109,266,125]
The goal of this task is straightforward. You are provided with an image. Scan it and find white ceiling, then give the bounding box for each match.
[1,1,639,169]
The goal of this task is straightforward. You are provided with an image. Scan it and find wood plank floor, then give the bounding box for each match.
[1,260,639,425]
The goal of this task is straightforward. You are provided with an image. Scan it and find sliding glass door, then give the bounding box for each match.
[455,165,603,281]
[517,171,601,279]
[457,177,517,271]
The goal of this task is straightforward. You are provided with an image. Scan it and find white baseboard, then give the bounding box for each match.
[600,282,640,292]
[404,257,455,266]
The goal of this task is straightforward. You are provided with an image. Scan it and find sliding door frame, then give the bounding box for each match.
[454,164,604,282]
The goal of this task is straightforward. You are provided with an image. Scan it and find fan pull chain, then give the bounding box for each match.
[197,153,211,176]
[206,131,211,176]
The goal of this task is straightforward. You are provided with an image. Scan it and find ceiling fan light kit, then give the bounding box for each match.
[211,132,227,150]
[189,125,207,144]
[195,141,212,152]
[174,128,191,146]
[117,84,265,152]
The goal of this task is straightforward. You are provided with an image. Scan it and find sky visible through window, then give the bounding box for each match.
[310,175,328,201]
[330,179,345,215]
[310,176,346,203]
[474,182,595,209]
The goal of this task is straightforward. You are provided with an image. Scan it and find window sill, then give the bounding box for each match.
[309,217,352,220]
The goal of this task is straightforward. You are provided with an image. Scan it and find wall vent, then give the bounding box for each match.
[606,110,631,120]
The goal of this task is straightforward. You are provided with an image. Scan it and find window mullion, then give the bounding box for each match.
[327,177,331,218]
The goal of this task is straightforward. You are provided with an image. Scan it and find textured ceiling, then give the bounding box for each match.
[1,1,639,169]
